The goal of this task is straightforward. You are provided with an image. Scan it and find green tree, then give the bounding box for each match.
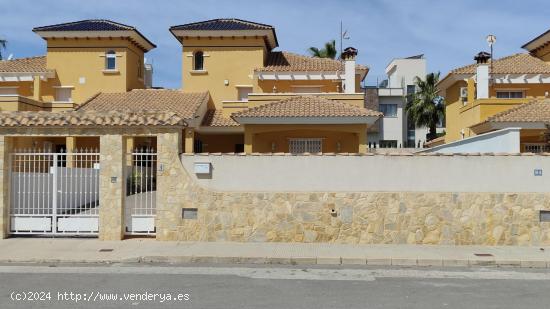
[0,38,6,60]
[308,40,337,59]
[405,72,445,141]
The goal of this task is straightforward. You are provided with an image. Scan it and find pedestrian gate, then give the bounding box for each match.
[9,149,100,235]
[125,148,157,235]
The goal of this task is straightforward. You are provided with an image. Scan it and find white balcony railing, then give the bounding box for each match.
[523,143,550,153]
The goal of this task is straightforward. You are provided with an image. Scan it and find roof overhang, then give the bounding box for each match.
[255,71,344,81]
[33,30,156,52]
[233,116,379,125]
[470,121,548,134]
[196,126,244,134]
[522,29,550,52]
[436,73,471,97]
[492,74,550,84]
[169,29,278,50]
[0,71,55,82]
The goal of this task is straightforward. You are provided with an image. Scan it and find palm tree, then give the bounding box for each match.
[0,38,6,60]
[308,40,337,59]
[405,72,445,141]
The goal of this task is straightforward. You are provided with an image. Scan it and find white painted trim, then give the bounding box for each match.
[419,128,521,154]
[492,74,550,84]
[481,121,548,131]
[290,85,324,88]
[0,72,55,81]
[171,29,277,49]
[102,69,120,74]
[52,85,75,89]
[233,116,379,125]
[34,30,155,51]
[0,86,19,89]
[256,71,343,81]
[51,100,74,104]
[190,70,208,74]
[235,85,253,88]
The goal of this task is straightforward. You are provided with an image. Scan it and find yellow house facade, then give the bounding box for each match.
[168,18,377,154]
[439,29,550,151]
[0,20,155,112]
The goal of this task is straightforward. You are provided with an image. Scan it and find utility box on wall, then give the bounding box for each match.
[194,162,211,174]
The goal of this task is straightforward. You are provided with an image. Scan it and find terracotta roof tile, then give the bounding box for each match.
[201,110,240,127]
[77,89,209,120]
[0,110,186,127]
[257,51,368,72]
[486,99,550,123]
[451,53,550,75]
[232,95,381,119]
[0,56,50,73]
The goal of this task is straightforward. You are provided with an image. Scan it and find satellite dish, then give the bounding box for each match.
[7,54,13,60]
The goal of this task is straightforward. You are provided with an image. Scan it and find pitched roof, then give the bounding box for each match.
[170,18,274,31]
[201,110,240,127]
[485,99,550,123]
[32,19,156,50]
[257,51,368,73]
[33,19,136,32]
[0,110,186,128]
[450,53,550,75]
[77,89,209,120]
[0,56,50,73]
[232,96,381,119]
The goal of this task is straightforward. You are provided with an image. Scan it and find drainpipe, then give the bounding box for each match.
[342,47,358,94]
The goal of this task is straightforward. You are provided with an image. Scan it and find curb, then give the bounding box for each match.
[0,256,549,268]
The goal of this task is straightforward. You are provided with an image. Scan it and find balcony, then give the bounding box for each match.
[0,95,75,112]
[523,143,550,153]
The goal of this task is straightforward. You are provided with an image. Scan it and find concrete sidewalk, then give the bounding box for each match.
[1,238,550,268]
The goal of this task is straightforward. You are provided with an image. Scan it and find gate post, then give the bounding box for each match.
[0,136,12,239]
[99,134,127,240]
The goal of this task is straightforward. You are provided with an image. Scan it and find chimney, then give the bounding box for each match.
[342,47,358,94]
[474,51,491,99]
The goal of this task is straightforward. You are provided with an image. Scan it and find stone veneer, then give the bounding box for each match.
[155,133,550,246]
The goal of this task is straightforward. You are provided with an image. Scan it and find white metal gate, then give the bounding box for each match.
[10,149,100,235]
[125,148,157,235]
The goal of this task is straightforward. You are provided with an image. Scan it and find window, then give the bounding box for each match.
[379,104,398,117]
[379,140,398,148]
[496,91,524,99]
[54,87,72,102]
[406,85,416,95]
[289,138,322,154]
[194,51,204,71]
[237,87,253,101]
[0,87,18,96]
[105,50,116,70]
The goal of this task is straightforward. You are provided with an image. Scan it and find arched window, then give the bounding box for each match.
[194,51,204,71]
[105,50,116,70]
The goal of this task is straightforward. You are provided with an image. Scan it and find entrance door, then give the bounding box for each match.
[10,149,100,235]
[125,148,157,235]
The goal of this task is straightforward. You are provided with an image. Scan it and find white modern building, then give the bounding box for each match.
[365,55,444,149]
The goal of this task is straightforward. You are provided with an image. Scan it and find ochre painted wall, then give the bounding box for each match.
[181,37,266,109]
[244,124,367,153]
[444,80,550,143]
[46,38,145,104]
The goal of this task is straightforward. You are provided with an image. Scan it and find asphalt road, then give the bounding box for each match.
[1,264,550,309]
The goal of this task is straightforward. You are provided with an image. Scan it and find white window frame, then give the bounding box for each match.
[288,138,323,154]
[53,86,74,103]
[105,50,117,71]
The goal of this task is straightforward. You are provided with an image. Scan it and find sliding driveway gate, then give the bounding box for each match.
[9,149,100,235]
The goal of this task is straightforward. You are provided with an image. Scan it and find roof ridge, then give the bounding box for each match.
[170,18,273,30]
[33,19,134,31]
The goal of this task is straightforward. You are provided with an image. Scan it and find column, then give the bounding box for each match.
[156,129,183,241]
[184,128,194,154]
[0,136,12,239]
[33,76,41,101]
[99,134,126,240]
[65,136,76,168]
[244,127,253,154]
[358,127,368,154]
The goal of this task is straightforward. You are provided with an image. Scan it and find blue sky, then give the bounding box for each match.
[1,0,549,88]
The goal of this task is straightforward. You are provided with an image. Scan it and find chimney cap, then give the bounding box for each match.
[474,51,491,64]
[342,47,358,60]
